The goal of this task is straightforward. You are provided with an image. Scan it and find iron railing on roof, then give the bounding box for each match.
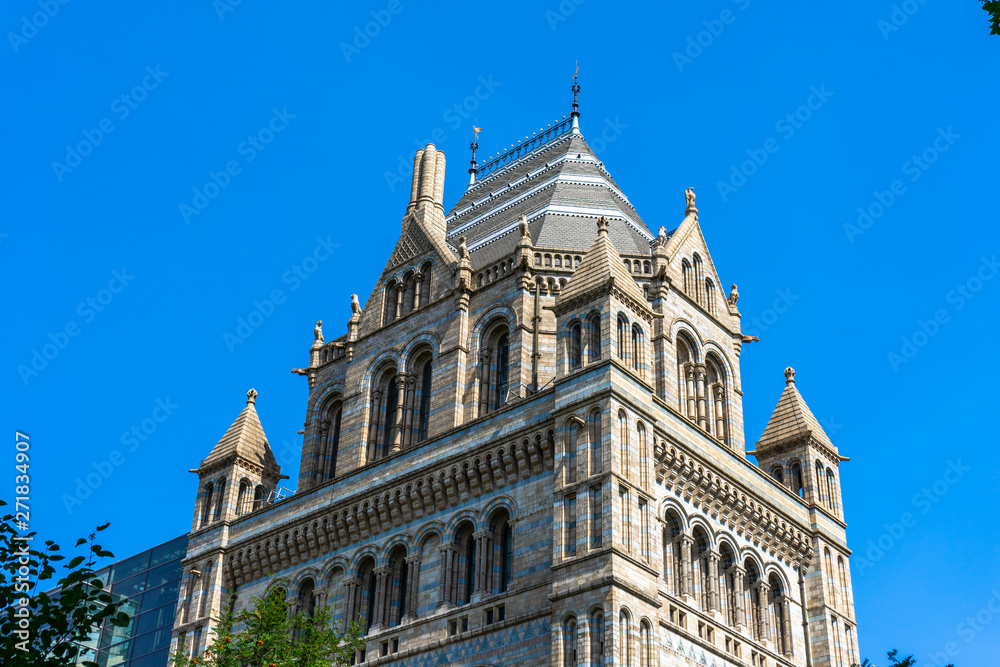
[476,116,573,181]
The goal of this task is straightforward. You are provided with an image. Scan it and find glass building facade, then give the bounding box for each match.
[68,534,188,667]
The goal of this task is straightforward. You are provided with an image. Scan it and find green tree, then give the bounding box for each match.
[170,578,365,667]
[0,499,130,667]
[982,1,1000,34]
[856,648,954,667]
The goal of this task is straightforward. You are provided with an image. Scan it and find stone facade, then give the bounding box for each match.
[171,98,858,667]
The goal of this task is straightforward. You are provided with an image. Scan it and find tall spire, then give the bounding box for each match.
[468,123,482,188]
[571,62,581,135]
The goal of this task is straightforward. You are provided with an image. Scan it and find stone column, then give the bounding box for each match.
[695,365,708,429]
[395,284,404,319]
[403,555,421,621]
[439,545,455,607]
[390,375,407,454]
[316,421,329,483]
[732,566,746,629]
[679,535,694,598]
[713,385,726,441]
[757,581,771,644]
[478,348,492,416]
[413,272,423,310]
[707,552,720,612]
[371,567,390,631]
[342,577,359,633]
[472,530,493,601]
[780,597,794,657]
[367,390,383,463]
[685,366,697,421]
[402,375,417,448]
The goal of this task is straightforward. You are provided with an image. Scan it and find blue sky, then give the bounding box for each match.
[3,0,998,663]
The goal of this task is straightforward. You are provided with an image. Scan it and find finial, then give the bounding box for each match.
[685,187,698,219]
[784,367,795,385]
[571,64,581,134]
[468,124,480,188]
[596,215,609,235]
[247,388,258,405]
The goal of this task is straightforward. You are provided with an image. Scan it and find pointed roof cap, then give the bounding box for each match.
[557,216,649,308]
[199,388,280,473]
[756,367,835,451]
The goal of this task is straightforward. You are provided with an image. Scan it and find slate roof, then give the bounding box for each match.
[200,392,279,472]
[757,370,835,451]
[557,217,647,306]
[445,128,654,269]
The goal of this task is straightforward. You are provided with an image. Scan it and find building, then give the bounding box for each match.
[172,84,859,667]
[61,534,187,667]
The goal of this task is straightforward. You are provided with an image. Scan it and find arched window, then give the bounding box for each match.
[705,354,728,442]
[827,469,838,515]
[636,422,648,488]
[201,483,214,527]
[479,326,511,416]
[719,543,738,627]
[617,411,629,480]
[619,609,632,667]
[386,546,408,627]
[631,324,643,373]
[319,401,343,482]
[356,557,377,632]
[565,420,579,484]
[570,322,582,369]
[589,409,602,475]
[682,259,693,295]
[453,523,476,606]
[236,480,251,516]
[639,620,651,667]
[624,259,631,272]
[693,253,705,305]
[790,461,804,497]
[586,311,601,362]
[815,460,827,505]
[382,373,399,459]
[769,574,791,657]
[676,334,696,421]
[744,559,763,641]
[663,511,684,596]
[199,562,213,618]
[590,610,605,663]
[213,478,225,522]
[693,527,711,610]
[824,548,838,607]
[499,520,513,593]
[297,579,316,618]
[770,465,784,484]
[563,616,577,667]
[838,557,851,614]
[384,280,399,324]
[643,261,651,275]
[416,357,433,442]
[706,279,717,315]
[368,368,399,463]
[616,314,629,361]
[252,485,266,511]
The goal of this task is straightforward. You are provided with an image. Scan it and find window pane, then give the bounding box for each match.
[130,649,169,667]
[145,560,183,588]
[149,537,187,569]
[111,573,148,599]
[131,627,173,658]
[136,604,176,636]
[141,580,180,613]
[111,553,150,583]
